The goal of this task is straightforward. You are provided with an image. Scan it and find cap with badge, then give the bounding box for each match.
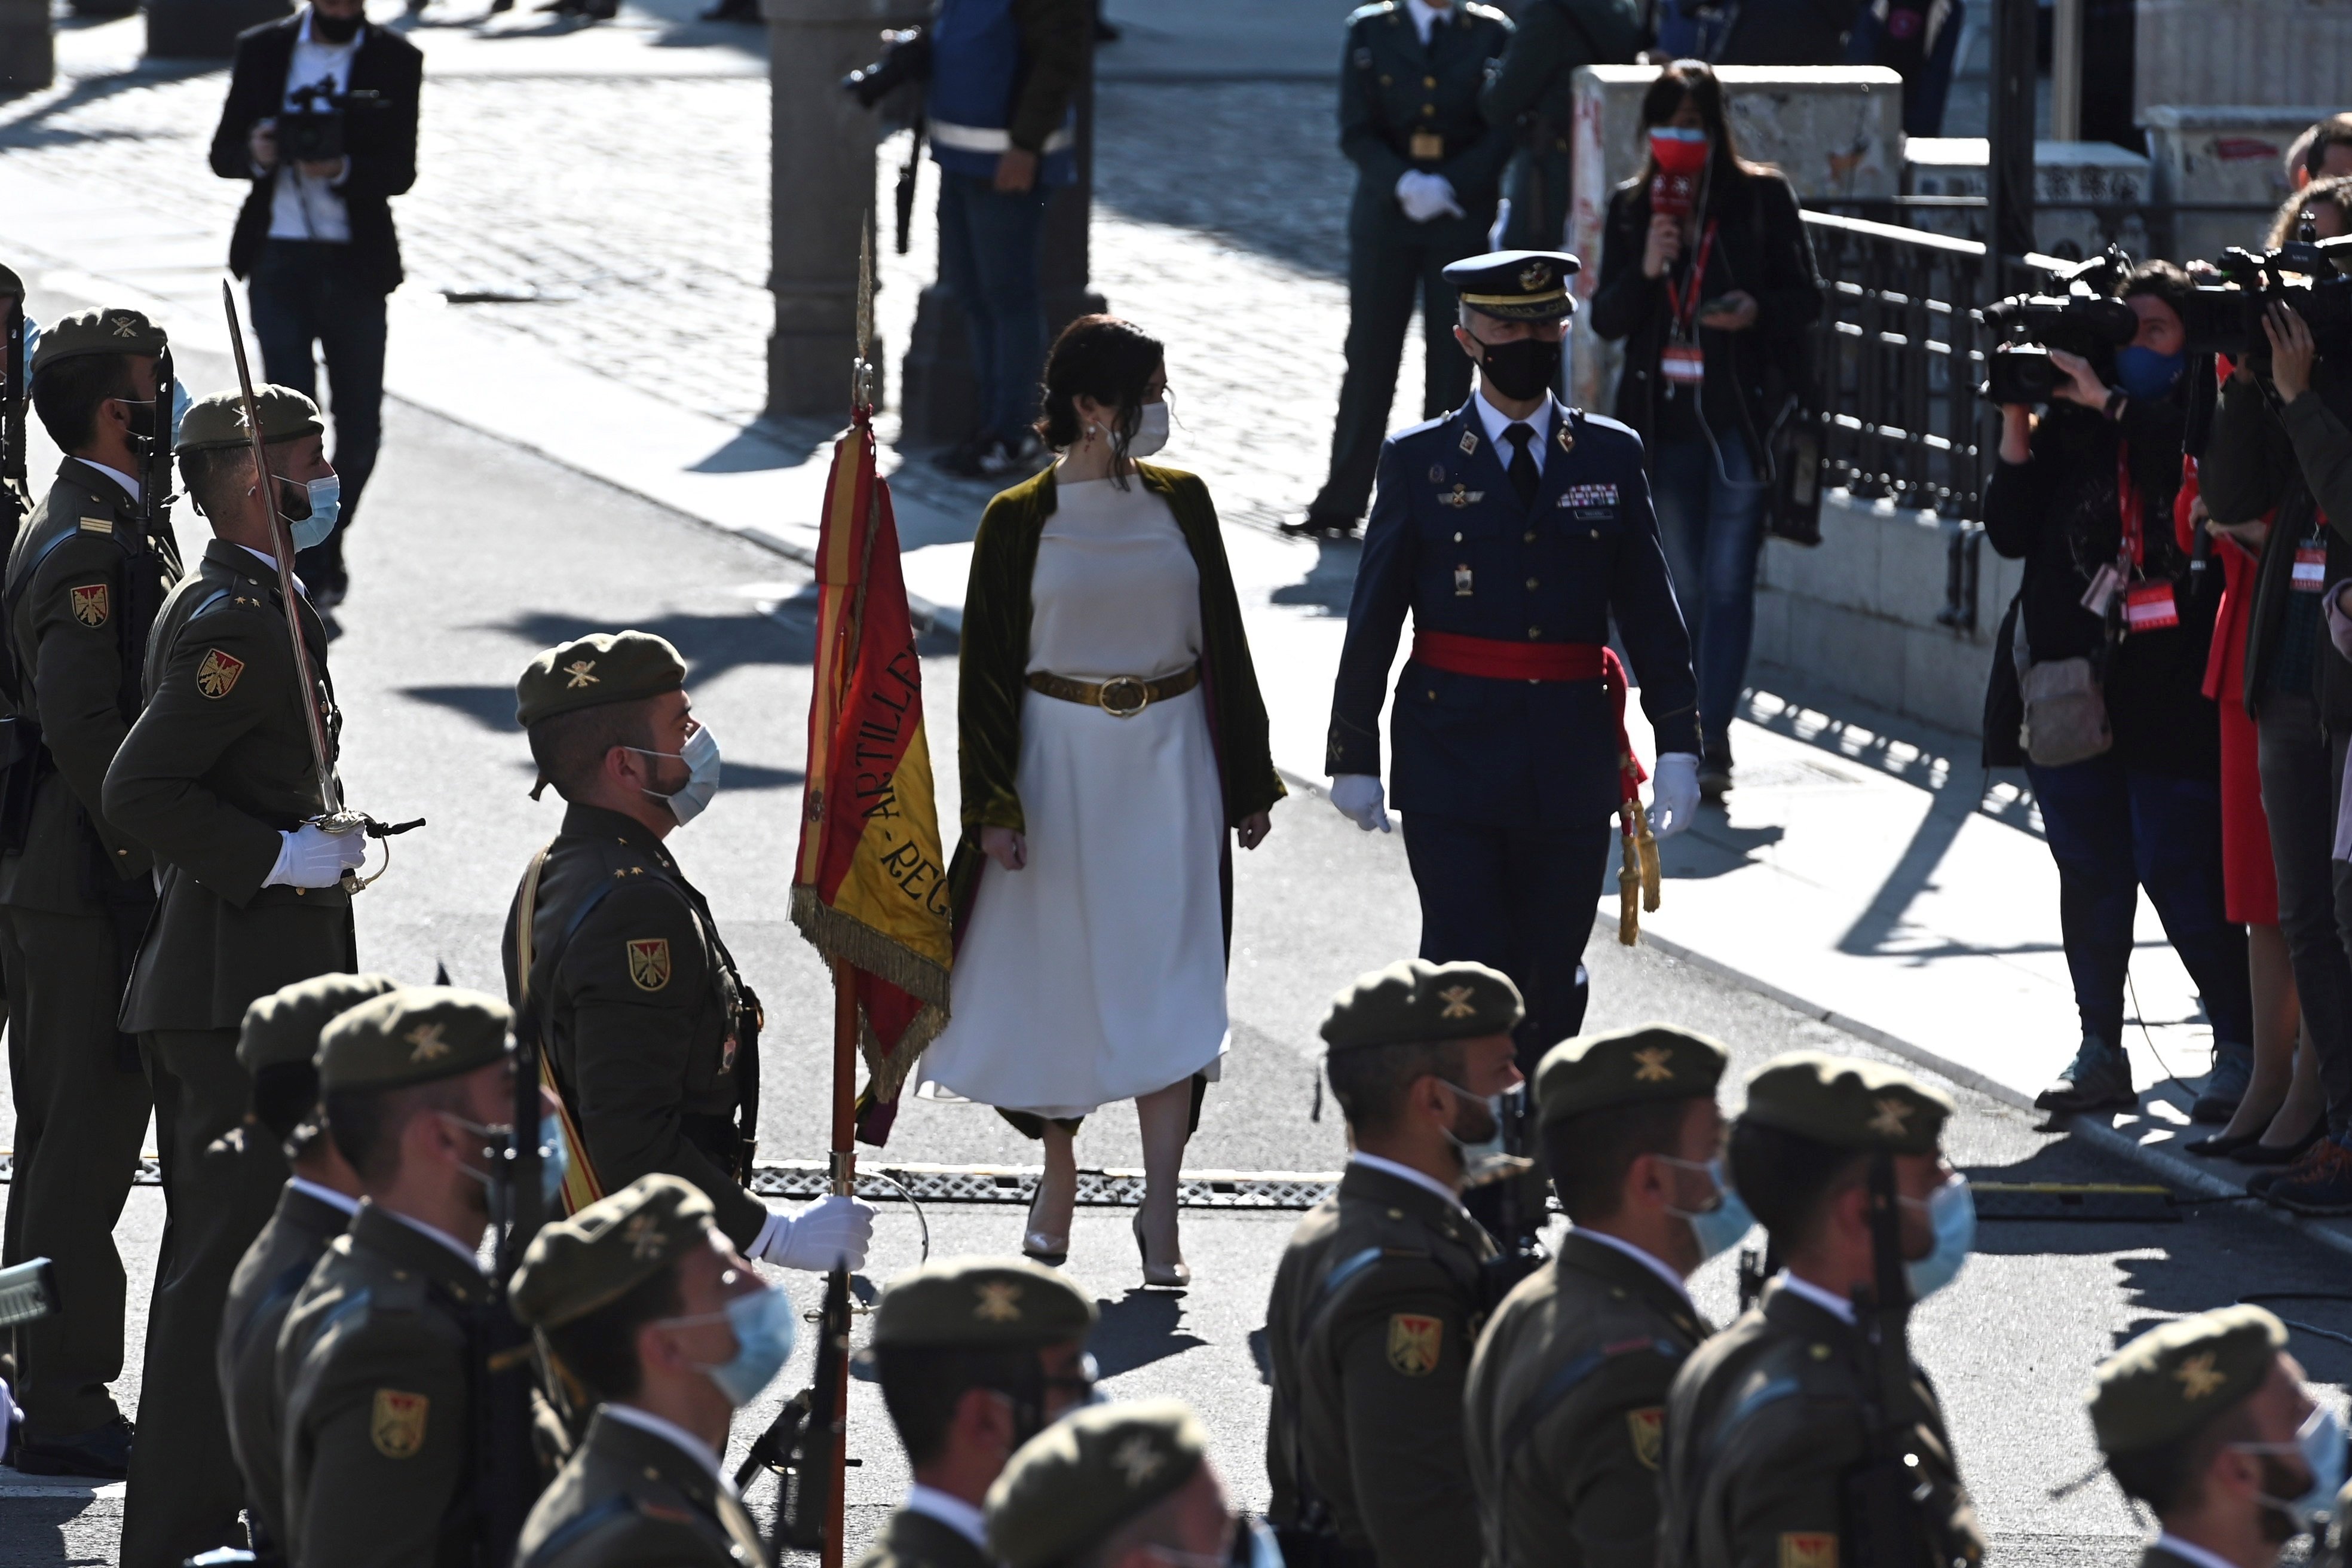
[2087,1304,2287,1456]
[1442,250,1582,322]
[316,985,513,1092]
[1537,1022,1728,1129]
[1738,1051,1953,1156]
[1320,958,1524,1054]
[238,971,402,1077]
[29,305,166,372]
[510,1173,719,1330]
[515,630,688,728]
[871,1257,1097,1350]
[985,1399,1209,1568]
[175,385,324,454]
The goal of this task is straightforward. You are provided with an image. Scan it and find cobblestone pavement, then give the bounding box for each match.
[0,20,1428,533]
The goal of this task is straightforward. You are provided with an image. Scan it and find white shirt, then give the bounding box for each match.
[1774,1268,1857,1324]
[1405,0,1451,45]
[381,1208,485,1270]
[81,460,140,503]
[287,1177,360,1218]
[603,1404,739,1495]
[2152,1533,2242,1568]
[904,1486,991,1552]
[1475,387,1555,477]
[1573,1226,1695,1309]
[268,8,359,244]
[1349,1151,1468,1214]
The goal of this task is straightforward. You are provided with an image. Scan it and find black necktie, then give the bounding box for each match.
[1504,422,1539,510]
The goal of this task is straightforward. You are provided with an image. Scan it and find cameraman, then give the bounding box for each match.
[1983,261,2255,1125]
[208,0,421,612]
[2204,294,2352,1214]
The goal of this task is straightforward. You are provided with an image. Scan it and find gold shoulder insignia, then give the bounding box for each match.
[370,1389,430,1458]
[78,516,114,535]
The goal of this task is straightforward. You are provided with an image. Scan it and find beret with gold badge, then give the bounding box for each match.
[1536,1022,1728,1129]
[985,1399,1209,1568]
[515,630,688,728]
[2087,1304,2287,1457]
[1320,958,1524,1054]
[316,985,513,1093]
[510,1173,719,1330]
[238,971,402,1077]
[1738,1051,1954,1156]
[175,385,324,454]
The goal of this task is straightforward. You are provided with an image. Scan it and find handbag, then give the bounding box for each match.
[1763,392,1824,546]
[2011,607,2112,767]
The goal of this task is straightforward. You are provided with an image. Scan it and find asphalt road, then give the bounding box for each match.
[1,314,2348,1566]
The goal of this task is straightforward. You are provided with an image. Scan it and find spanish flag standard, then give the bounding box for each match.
[790,403,953,1145]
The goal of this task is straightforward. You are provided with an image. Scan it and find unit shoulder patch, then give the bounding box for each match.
[370,1389,430,1459]
[195,648,246,699]
[69,583,109,627]
[1627,1406,1664,1469]
[1386,1312,1443,1376]
[1780,1533,1837,1568]
[626,938,673,991]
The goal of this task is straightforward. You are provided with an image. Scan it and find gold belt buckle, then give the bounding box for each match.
[1409,130,1444,162]
[1097,676,1150,718]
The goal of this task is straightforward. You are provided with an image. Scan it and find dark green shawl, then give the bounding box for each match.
[946,461,1285,936]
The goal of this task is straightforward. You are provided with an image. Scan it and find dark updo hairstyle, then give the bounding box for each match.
[1035,314,1165,490]
[2268,174,2352,247]
[1635,59,1776,190]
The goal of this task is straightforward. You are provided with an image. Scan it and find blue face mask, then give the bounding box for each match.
[2114,344,2186,401]
[537,1113,568,1209]
[1900,1177,1976,1300]
[288,476,340,552]
[673,1285,797,1407]
[1659,1156,1756,1261]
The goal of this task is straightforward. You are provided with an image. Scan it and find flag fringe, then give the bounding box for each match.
[789,884,952,1011]
[859,999,945,1104]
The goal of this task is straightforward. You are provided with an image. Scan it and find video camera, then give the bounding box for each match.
[1982,250,2139,406]
[2177,237,2352,362]
[840,26,929,111]
[277,82,381,166]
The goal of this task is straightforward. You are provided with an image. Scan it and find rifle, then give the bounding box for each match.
[463,1022,552,1568]
[1842,1154,1923,1568]
[1468,1086,1547,1309]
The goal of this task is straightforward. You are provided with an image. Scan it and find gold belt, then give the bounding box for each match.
[1026,664,1200,719]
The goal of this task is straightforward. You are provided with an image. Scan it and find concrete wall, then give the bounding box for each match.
[1904,137,2152,261]
[2136,0,2352,120]
[1750,491,2023,739]
[2144,105,2345,265]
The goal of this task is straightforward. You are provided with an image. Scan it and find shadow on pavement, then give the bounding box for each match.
[1091,1287,1208,1380]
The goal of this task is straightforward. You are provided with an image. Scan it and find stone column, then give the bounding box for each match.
[0,0,51,91]
[768,0,924,419]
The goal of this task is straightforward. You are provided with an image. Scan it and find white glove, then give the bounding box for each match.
[1647,752,1701,840]
[1328,774,1392,833]
[265,823,368,889]
[1394,170,1466,224]
[755,1194,875,1273]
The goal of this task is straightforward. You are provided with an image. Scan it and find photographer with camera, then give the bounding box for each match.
[2203,280,2352,1215]
[208,0,421,615]
[1982,260,2256,1128]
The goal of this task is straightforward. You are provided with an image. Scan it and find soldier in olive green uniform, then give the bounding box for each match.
[1659,1052,1985,1568]
[1294,0,1517,537]
[2088,1307,2345,1568]
[1265,958,1525,1568]
[277,988,518,1568]
[1464,1025,1735,1568]
[859,1258,1100,1568]
[0,307,181,1478]
[501,630,872,1272]
[108,386,362,1568]
[510,1174,791,1568]
[1480,0,1642,250]
[988,1402,1247,1568]
[217,972,396,1566]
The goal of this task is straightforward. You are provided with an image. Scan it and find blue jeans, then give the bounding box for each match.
[247,240,388,586]
[2026,754,2253,1055]
[935,171,1051,446]
[1650,430,1769,747]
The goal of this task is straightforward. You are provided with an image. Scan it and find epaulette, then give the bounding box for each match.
[188,585,269,622]
[1346,1,1398,25]
[1462,1,1512,23]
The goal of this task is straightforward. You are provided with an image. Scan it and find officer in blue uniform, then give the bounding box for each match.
[1325,249,1702,1071]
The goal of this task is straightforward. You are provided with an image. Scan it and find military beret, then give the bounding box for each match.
[1320,958,1523,1054]
[516,630,687,728]
[175,385,324,454]
[511,1174,718,1330]
[985,1400,1209,1568]
[316,985,513,1093]
[870,1258,1097,1351]
[1443,250,1582,321]
[238,971,402,1077]
[1738,1051,1954,1156]
[1537,1023,1728,1129]
[2088,1305,2287,1457]
[30,305,166,372]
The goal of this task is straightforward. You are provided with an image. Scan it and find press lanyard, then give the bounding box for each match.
[1662,220,1719,341]
[2115,445,2180,631]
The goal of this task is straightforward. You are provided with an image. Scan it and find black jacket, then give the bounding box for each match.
[1980,392,2219,774]
[1589,164,1821,469]
[209,12,422,293]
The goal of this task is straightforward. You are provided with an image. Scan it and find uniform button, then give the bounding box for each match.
[1422,103,1437,117]
[394,1270,409,1281]
[1380,72,1392,84]
[1610,1287,1627,1300]
[1425,690,1437,701]
[1527,627,1541,638]
[1423,74,1437,86]
[1524,530,1536,543]
[1453,531,1463,543]
[1590,528,1600,539]
[1526,577,1539,590]
[295,887,305,896]
[1387,1208,1405,1220]
[116,849,127,856]
[1811,1343,1833,1361]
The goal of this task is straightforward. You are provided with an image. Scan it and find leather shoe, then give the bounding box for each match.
[2236,1122,2325,1168]
[14,1415,131,1479]
[2182,1129,2261,1159]
[2034,1039,2135,1114]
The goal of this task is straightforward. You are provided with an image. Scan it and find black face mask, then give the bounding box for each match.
[1469,330,1560,402]
[311,9,361,42]
[116,398,159,455]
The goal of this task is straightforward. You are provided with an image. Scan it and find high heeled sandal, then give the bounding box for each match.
[1132,1211,1190,1288]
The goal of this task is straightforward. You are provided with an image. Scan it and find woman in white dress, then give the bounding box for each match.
[916,316,1283,1285]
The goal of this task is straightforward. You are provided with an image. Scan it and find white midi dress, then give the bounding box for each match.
[915,475,1231,1119]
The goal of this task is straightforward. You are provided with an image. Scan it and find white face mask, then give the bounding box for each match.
[630,722,721,826]
[1126,400,1169,459]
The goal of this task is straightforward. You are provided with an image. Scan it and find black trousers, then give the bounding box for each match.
[248,239,390,590]
[0,906,150,1439]
[2257,694,2352,1134]
[119,1028,286,1568]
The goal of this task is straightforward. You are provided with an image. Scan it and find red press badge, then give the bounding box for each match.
[2295,538,2329,593]
[1661,344,1705,385]
[2124,581,2179,631]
